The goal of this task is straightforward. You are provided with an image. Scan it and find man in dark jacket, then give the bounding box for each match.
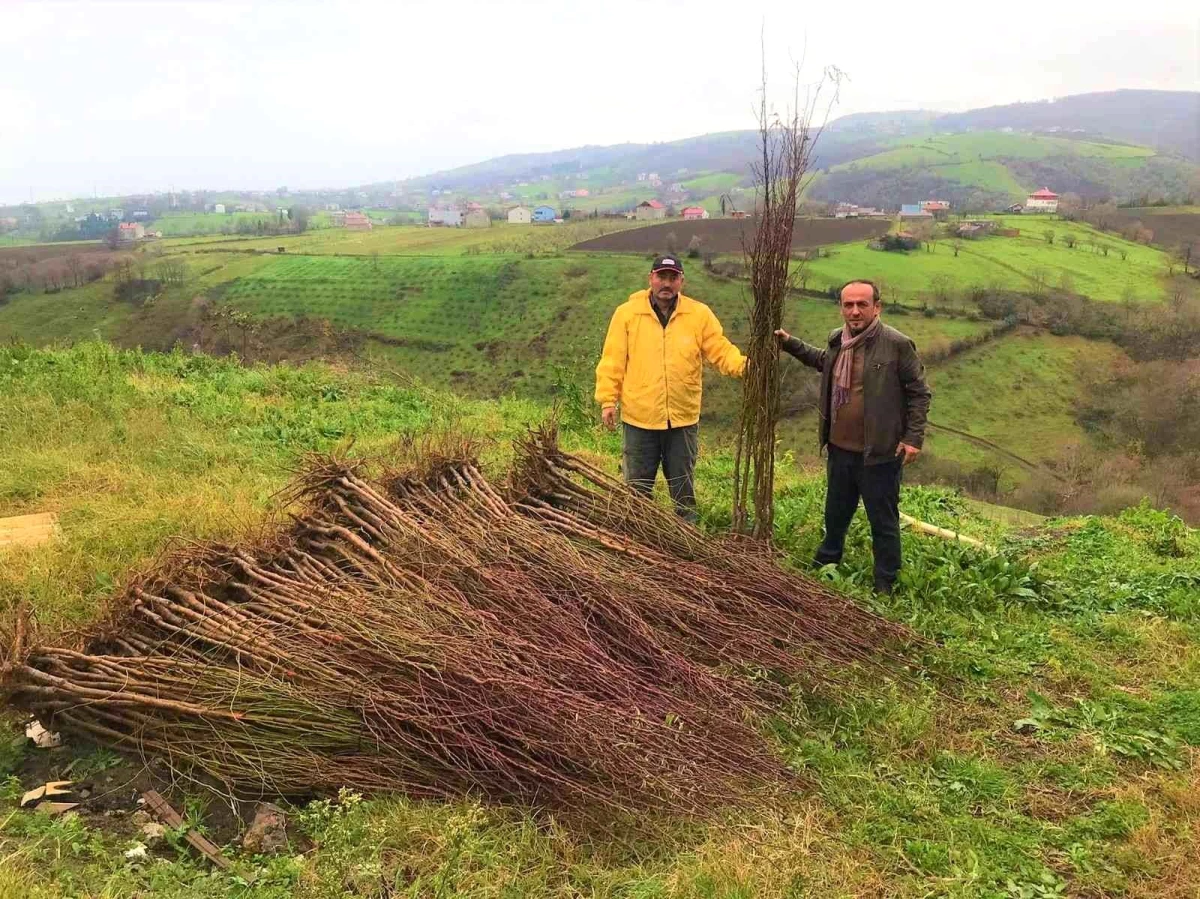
[776,279,931,593]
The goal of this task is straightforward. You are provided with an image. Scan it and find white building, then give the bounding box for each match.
[213,203,226,214]
[1024,187,1060,213]
[428,206,464,227]
[507,206,532,224]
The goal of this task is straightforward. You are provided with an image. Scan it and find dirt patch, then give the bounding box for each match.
[571,217,890,255]
[11,729,251,847]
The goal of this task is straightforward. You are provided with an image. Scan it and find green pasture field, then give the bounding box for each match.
[205,252,992,405]
[925,160,1030,195]
[801,217,1171,303]
[1,341,1199,898]
[153,211,279,237]
[833,131,1157,175]
[682,172,744,193]
[921,331,1127,469]
[164,219,648,257]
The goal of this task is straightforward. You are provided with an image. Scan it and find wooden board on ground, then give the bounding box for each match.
[0,513,60,549]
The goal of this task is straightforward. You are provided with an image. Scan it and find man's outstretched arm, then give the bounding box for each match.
[775,329,829,371]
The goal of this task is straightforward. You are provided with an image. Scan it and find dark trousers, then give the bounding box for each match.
[622,422,699,522]
[816,445,903,589]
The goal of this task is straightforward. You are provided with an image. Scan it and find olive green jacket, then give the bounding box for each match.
[781,323,932,465]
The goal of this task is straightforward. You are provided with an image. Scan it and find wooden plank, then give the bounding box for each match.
[142,790,232,870]
[0,512,59,548]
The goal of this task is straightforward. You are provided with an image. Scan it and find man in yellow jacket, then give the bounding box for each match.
[595,255,747,521]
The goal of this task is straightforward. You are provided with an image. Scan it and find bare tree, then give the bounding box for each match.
[1062,234,1077,249]
[732,53,841,539]
[65,254,83,288]
[1030,267,1050,298]
[1057,192,1083,220]
[1174,241,1197,275]
[951,239,962,257]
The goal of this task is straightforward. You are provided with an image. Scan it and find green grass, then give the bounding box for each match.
[833,131,1157,176]
[681,172,744,193]
[153,211,280,237]
[163,219,648,256]
[802,218,1171,303]
[922,330,1127,468]
[2,342,1199,897]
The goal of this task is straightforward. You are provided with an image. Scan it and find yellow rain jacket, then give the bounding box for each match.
[595,290,747,430]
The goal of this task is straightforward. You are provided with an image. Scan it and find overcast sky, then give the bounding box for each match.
[3,0,1197,204]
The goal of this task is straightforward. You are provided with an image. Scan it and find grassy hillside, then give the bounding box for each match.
[2,343,1200,897]
[802,216,1171,303]
[0,245,993,412]
[834,132,1156,173]
[813,130,1197,210]
[922,331,1128,469]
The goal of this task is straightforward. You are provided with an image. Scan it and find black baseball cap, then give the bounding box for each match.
[650,255,684,274]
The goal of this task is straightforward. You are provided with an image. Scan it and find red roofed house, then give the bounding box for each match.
[116,222,144,242]
[1025,187,1059,213]
[635,199,666,222]
[681,206,708,220]
[343,212,372,231]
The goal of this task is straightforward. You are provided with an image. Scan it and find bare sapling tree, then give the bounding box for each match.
[732,54,841,539]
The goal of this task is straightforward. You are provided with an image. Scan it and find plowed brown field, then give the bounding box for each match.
[571,217,890,254]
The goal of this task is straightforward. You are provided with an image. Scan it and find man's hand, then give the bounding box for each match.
[774,328,792,342]
[601,406,618,430]
[895,442,921,465]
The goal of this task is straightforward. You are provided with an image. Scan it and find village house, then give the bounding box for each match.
[681,206,708,220]
[900,203,933,219]
[116,222,145,242]
[532,205,557,223]
[574,189,589,198]
[507,206,532,224]
[921,200,950,213]
[1024,187,1059,213]
[330,211,347,226]
[635,200,667,221]
[428,206,465,227]
[464,209,491,228]
[669,182,685,193]
[212,204,226,214]
[343,212,372,231]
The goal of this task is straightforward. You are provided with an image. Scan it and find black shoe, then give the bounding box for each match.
[873,580,895,596]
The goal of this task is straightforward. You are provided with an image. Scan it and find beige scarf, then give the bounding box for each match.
[832,317,881,410]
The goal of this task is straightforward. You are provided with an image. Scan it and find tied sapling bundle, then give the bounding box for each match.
[732,60,841,539]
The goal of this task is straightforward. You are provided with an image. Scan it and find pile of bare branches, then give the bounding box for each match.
[733,63,841,538]
[1,429,912,819]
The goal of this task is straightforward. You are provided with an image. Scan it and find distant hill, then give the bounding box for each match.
[391,91,1198,213]
[808,130,1197,210]
[934,90,1200,161]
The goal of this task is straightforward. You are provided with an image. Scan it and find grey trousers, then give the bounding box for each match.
[622,422,700,522]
